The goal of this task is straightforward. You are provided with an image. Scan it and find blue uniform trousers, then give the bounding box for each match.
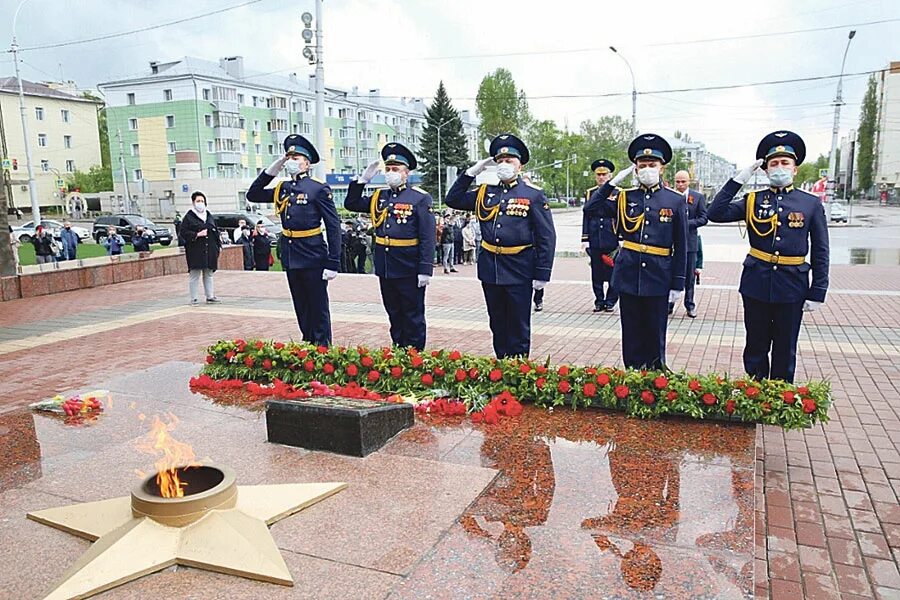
[683,251,697,311]
[589,248,617,308]
[379,276,426,350]
[741,295,804,383]
[482,282,532,358]
[285,268,332,346]
[619,293,669,369]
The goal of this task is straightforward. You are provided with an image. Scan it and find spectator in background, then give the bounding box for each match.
[173,210,183,246]
[32,226,55,264]
[440,215,456,274]
[238,223,254,270]
[102,226,126,256]
[131,225,152,253]
[9,225,21,273]
[180,191,221,305]
[434,216,443,265]
[252,220,273,271]
[232,218,247,243]
[462,217,476,264]
[60,220,80,261]
[452,215,464,265]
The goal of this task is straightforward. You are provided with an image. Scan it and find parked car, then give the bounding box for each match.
[211,212,282,247]
[13,219,90,243]
[92,214,173,246]
[828,202,848,223]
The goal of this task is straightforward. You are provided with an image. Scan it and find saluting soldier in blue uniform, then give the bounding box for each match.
[445,133,557,358]
[582,159,620,312]
[708,130,829,383]
[344,143,436,350]
[584,134,688,369]
[670,170,708,318]
[246,134,341,345]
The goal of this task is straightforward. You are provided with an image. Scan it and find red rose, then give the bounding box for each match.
[701,393,716,406]
[536,377,546,389]
[489,369,503,382]
[323,363,335,375]
[519,363,531,374]
[255,341,265,350]
[390,366,403,378]
[421,373,434,386]
[244,356,255,368]
[274,342,285,350]
[234,338,246,347]
[801,398,816,414]
[296,349,308,359]
[654,375,669,389]
[303,360,315,372]
[483,404,499,424]
[797,386,810,395]
[745,386,760,398]
[582,383,597,397]
[206,354,215,364]
[735,380,747,389]
[725,399,736,414]
[505,399,523,417]
[666,390,678,402]
[782,391,796,404]
[431,350,440,358]
[225,350,236,361]
[597,373,611,386]
[455,369,466,382]
[688,379,701,392]
[411,356,424,368]
[641,390,655,405]
[471,411,484,424]
[585,367,598,376]
[536,365,548,375]
[361,355,374,368]
[346,364,359,377]
[558,365,570,377]
[449,350,462,361]
[434,367,446,377]
[262,358,273,370]
[316,345,328,354]
[468,368,479,380]
[381,348,393,359]
[614,385,629,399]
[558,380,572,394]
[367,370,380,383]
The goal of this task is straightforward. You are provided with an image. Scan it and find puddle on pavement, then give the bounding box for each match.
[846,248,900,265]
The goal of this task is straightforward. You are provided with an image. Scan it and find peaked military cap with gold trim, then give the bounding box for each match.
[591,159,615,174]
[381,142,417,170]
[489,133,530,165]
[627,133,672,164]
[756,130,806,166]
[283,134,320,164]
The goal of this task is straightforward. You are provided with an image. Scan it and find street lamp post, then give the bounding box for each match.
[11,0,40,223]
[826,30,856,204]
[610,46,636,132]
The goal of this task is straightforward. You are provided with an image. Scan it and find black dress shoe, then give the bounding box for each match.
[450,268,458,273]
[593,304,603,312]
[534,303,543,312]
[687,309,697,318]
[604,304,615,312]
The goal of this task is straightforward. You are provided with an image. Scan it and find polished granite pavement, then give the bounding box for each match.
[0,361,754,599]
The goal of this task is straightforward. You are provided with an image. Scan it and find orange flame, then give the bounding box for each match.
[136,413,198,498]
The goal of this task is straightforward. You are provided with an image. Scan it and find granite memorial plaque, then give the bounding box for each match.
[265,397,414,457]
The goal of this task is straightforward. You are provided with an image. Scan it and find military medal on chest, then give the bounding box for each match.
[759,197,774,218]
[505,198,531,217]
[392,203,413,224]
[788,212,805,228]
[289,191,308,205]
[658,207,673,223]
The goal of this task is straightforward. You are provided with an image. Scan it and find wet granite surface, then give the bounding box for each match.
[0,361,754,599]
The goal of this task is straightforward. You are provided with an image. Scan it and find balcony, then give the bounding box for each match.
[213,99,239,114]
[359,120,371,131]
[299,112,314,124]
[215,151,241,165]
[360,138,374,149]
[271,107,288,121]
[214,126,242,140]
[340,117,354,128]
[271,131,287,146]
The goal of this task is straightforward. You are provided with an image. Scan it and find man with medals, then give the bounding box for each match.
[582,159,620,312]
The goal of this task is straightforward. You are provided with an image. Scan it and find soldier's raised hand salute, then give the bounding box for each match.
[610,164,635,187]
[465,157,495,177]
[358,160,381,184]
[732,159,764,185]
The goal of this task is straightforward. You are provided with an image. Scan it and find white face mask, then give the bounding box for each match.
[193,202,206,213]
[767,167,794,188]
[384,171,404,188]
[496,163,517,181]
[637,167,660,187]
[284,159,302,176]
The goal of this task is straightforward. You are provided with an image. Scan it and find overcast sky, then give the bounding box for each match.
[2,0,898,167]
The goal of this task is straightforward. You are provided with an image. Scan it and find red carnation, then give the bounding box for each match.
[745,386,760,398]
[614,385,629,399]
[801,398,816,414]
[421,373,434,386]
[519,363,531,374]
[455,369,466,382]
[468,368,479,380]
[262,358,273,370]
[782,391,796,404]
[317,345,328,354]
[274,342,285,350]
[735,380,747,389]
[761,401,772,413]
[323,363,335,375]
[296,349,308,359]
[206,354,215,364]
[582,383,597,397]
[303,360,315,372]
[558,365,570,377]
[411,356,424,368]
[585,367,597,376]
[367,370,380,383]
[489,368,503,382]
[225,350,236,361]
[505,398,523,417]
[361,355,374,368]
[449,350,462,361]
[558,380,572,394]
[689,379,701,392]
[725,399,736,415]
[654,375,669,389]
[244,356,255,368]
[666,390,678,402]
[536,377,546,389]
[701,393,717,406]
[346,364,359,377]
[597,373,611,386]
[471,411,484,424]
[641,390,655,405]
[390,366,403,378]
[434,367,446,377]
[536,365,548,375]
[483,404,499,424]
[254,341,265,350]
[797,386,809,395]
[431,350,439,358]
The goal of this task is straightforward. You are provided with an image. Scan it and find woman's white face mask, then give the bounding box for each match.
[193,202,206,213]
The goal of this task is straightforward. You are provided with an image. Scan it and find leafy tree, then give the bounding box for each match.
[575,116,635,193]
[524,120,572,197]
[475,68,531,141]
[795,154,829,186]
[66,164,113,193]
[418,81,469,197]
[856,74,878,192]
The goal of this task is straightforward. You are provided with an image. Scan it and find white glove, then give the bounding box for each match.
[417,274,431,288]
[610,165,635,187]
[322,269,338,281]
[532,280,547,291]
[466,157,495,177]
[265,156,289,176]
[668,290,683,304]
[358,160,381,184]
[803,300,823,312]
[581,242,589,254]
[733,159,764,185]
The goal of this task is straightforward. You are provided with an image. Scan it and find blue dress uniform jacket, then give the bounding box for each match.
[246,172,341,272]
[344,181,436,278]
[708,180,829,303]
[685,190,708,253]
[445,174,556,285]
[585,181,688,296]
[582,186,619,252]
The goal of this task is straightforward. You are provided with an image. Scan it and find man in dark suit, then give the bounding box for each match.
[669,170,707,318]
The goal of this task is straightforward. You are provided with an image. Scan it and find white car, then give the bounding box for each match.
[828,202,848,223]
[14,220,91,242]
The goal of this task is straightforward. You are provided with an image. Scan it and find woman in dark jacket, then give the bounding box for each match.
[32,226,55,264]
[237,225,254,270]
[251,221,273,271]
[180,191,222,305]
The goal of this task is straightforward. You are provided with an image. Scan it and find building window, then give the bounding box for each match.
[35,107,44,120]
[253,120,260,132]
[238,117,245,129]
[241,142,247,154]
[237,93,244,104]
[252,96,258,107]
[202,88,211,101]
[302,123,310,134]
[164,89,173,101]
[167,141,176,154]
[204,114,213,127]
[133,169,142,180]
[61,109,70,123]
[37,133,47,147]
[254,143,261,154]
[63,135,72,148]
[40,160,49,172]
[328,107,333,117]
[127,93,135,105]
[65,160,75,173]
[267,144,274,155]
[170,167,177,179]
[165,115,175,128]
[131,143,140,156]
[207,167,216,178]
[128,118,138,130]
[207,141,214,153]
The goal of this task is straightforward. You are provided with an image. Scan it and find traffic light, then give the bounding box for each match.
[12,159,18,171]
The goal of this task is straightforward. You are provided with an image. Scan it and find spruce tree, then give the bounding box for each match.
[419,81,469,198]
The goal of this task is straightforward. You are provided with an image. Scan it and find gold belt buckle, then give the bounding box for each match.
[639,244,647,252]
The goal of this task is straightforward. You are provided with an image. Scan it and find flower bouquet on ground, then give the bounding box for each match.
[29,391,108,424]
